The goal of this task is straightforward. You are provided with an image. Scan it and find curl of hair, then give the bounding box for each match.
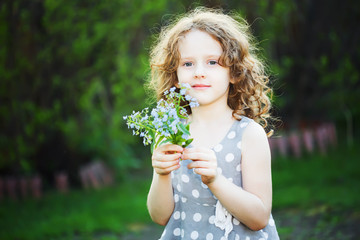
[147,7,273,134]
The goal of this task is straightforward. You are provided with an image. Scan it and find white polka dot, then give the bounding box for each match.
[228,177,233,183]
[192,189,199,198]
[209,215,215,224]
[181,211,186,220]
[173,211,180,220]
[269,218,275,226]
[174,194,179,202]
[181,229,184,238]
[214,144,223,152]
[235,234,240,240]
[191,231,199,239]
[225,153,235,162]
[201,182,208,189]
[236,164,241,172]
[217,167,222,174]
[233,217,240,225]
[245,236,250,240]
[221,237,226,240]
[203,203,209,206]
[237,141,242,149]
[227,131,236,139]
[259,238,265,240]
[176,184,181,192]
[263,232,269,239]
[173,228,181,236]
[181,174,189,183]
[193,213,202,222]
[240,122,248,128]
[181,197,187,203]
[206,233,214,240]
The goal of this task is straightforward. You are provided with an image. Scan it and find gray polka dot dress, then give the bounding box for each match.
[158,117,280,240]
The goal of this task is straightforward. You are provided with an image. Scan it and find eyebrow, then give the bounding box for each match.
[179,54,221,59]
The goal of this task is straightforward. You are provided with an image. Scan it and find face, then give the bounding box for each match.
[176,29,232,108]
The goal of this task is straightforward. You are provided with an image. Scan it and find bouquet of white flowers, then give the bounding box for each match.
[123,83,199,152]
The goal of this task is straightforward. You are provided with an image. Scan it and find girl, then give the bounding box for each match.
[147,8,279,240]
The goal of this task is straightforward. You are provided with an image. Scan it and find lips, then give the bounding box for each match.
[192,84,211,89]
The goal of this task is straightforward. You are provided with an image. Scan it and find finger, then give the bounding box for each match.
[183,147,211,154]
[193,168,217,176]
[182,147,215,159]
[158,144,183,153]
[153,152,182,162]
[188,161,216,170]
[182,151,210,160]
[153,159,180,169]
[156,163,181,175]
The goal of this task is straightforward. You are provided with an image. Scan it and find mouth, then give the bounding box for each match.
[192,84,211,89]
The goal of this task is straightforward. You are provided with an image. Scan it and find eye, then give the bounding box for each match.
[184,62,193,67]
[208,60,218,65]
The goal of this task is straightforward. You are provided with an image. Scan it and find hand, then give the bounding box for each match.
[152,144,183,175]
[182,147,218,185]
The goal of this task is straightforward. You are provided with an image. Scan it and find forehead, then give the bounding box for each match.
[178,29,223,57]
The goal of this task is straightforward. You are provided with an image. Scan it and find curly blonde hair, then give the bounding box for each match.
[148,7,273,132]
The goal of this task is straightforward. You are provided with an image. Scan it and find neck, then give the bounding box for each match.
[190,102,234,125]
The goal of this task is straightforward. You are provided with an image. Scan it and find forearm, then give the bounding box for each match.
[207,174,271,231]
[147,170,175,225]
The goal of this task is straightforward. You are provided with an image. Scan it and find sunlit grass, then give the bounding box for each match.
[0,178,152,240]
[272,141,360,239]
[0,141,359,239]
[272,142,360,211]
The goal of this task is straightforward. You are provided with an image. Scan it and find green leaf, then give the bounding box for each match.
[183,138,193,147]
[160,138,172,145]
[154,135,165,150]
[178,114,187,119]
[177,122,190,135]
[148,130,155,141]
[150,142,155,153]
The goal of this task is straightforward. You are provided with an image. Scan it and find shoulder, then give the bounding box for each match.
[240,118,269,153]
[235,117,266,137]
[243,119,267,139]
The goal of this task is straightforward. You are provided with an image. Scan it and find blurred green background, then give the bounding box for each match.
[0,0,359,239]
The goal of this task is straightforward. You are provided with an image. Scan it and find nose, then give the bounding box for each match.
[194,64,205,79]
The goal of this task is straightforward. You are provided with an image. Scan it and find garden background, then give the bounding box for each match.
[1,0,359,239]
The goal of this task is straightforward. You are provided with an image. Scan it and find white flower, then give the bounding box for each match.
[180,88,187,95]
[123,85,198,149]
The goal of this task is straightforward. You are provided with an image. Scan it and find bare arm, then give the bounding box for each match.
[146,144,183,225]
[209,121,272,230]
[185,121,272,230]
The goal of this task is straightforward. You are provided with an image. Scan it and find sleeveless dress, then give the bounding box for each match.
[158,116,280,240]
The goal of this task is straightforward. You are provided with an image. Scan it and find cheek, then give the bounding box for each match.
[176,69,190,83]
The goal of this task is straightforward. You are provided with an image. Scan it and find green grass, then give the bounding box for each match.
[0,178,153,240]
[272,142,360,239]
[272,142,360,211]
[0,141,359,239]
